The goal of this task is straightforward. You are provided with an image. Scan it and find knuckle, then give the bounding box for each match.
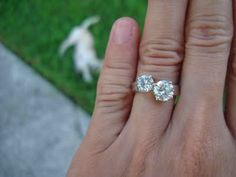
[96,61,134,110]
[139,39,183,80]
[97,82,131,104]
[186,14,233,53]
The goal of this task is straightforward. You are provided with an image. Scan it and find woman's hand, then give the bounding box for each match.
[67,0,236,176]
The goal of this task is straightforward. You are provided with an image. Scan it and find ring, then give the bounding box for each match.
[134,74,179,102]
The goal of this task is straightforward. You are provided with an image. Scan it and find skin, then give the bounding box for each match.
[67,0,236,176]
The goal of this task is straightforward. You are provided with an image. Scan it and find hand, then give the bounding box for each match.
[67,0,236,176]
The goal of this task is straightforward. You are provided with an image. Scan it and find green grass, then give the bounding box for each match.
[0,0,146,114]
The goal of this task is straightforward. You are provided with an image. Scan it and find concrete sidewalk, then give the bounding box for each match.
[0,43,90,177]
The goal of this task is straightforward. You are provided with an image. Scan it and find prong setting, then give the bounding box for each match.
[153,80,174,102]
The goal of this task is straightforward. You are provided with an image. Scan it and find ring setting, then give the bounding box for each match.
[134,74,178,102]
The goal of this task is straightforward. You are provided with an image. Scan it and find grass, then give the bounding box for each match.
[0,0,146,114]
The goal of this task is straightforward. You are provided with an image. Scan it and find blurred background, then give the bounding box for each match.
[0,0,146,113]
[0,0,146,177]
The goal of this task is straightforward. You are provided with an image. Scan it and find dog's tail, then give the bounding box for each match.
[81,16,100,29]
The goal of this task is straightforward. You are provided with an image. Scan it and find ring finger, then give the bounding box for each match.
[125,0,188,149]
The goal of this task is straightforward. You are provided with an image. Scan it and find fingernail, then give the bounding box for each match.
[112,19,133,44]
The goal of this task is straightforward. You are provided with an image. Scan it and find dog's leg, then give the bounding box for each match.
[79,64,93,83]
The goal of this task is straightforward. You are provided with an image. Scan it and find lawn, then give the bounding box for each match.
[0,0,146,114]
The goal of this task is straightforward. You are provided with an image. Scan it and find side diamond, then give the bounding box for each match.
[136,75,154,92]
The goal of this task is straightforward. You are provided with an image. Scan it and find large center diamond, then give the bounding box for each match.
[153,80,174,102]
[136,75,154,92]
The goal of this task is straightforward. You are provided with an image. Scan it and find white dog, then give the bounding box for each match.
[59,16,103,83]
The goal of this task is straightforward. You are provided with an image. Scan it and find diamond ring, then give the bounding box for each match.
[134,74,179,102]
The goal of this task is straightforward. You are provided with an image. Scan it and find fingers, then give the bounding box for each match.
[172,0,233,132]
[85,18,140,151]
[128,0,188,141]
[226,1,236,138]
[181,0,233,105]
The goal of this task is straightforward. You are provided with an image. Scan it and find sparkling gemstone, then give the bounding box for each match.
[153,80,174,102]
[136,75,154,92]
